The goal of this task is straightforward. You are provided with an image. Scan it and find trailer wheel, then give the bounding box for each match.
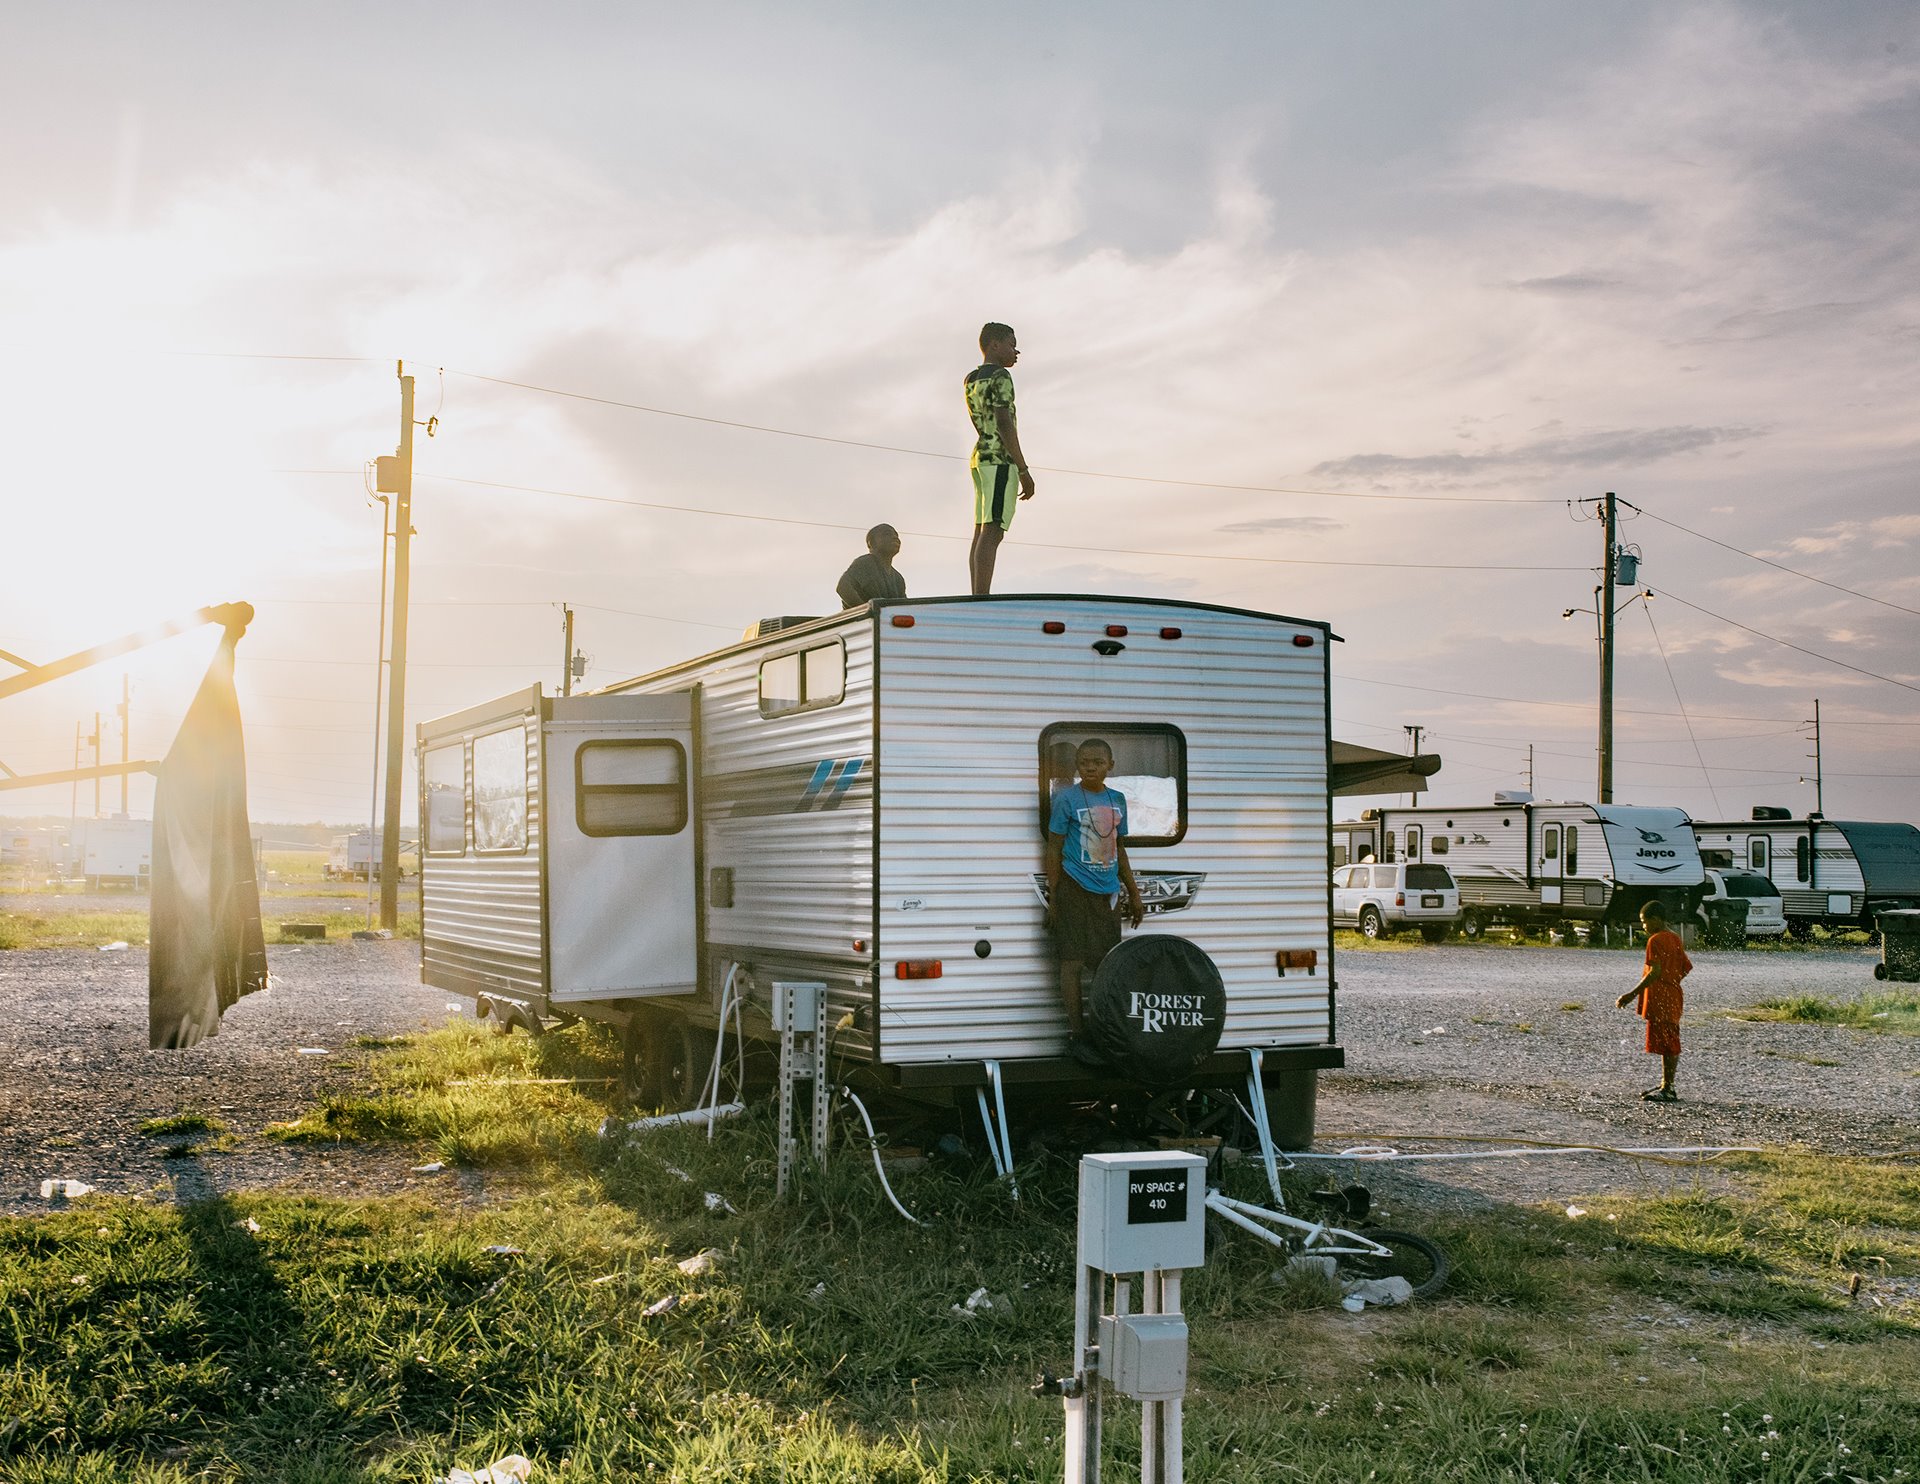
[1419,924,1450,944]
[1460,912,1485,940]
[652,1022,719,1112]
[1358,907,1389,941]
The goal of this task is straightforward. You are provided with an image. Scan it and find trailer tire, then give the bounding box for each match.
[1460,912,1485,941]
[653,1021,718,1112]
[1084,935,1227,1084]
[1419,924,1450,944]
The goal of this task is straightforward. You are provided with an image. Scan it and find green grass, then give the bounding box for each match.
[5,1027,1918,1481]
[139,1115,229,1139]
[0,909,420,950]
[1737,991,1920,1034]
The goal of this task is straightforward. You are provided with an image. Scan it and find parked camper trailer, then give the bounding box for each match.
[325,830,408,880]
[72,817,151,889]
[418,596,1343,1140]
[1694,810,1920,933]
[1334,795,1705,937]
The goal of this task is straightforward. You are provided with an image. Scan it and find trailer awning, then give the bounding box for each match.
[1331,741,1442,798]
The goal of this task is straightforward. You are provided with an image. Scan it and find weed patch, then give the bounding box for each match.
[1738,991,1920,1034]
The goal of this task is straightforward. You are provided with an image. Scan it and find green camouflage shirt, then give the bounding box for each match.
[963,363,1017,468]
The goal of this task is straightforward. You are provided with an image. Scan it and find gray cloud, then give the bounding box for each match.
[1311,425,1765,481]
[1512,273,1621,294]
[1216,515,1345,535]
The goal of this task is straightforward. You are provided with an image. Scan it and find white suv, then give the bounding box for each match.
[1700,868,1787,938]
[1333,861,1462,942]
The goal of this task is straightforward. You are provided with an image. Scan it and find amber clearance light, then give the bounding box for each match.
[1292,633,1314,647]
[895,960,943,979]
[1276,949,1319,975]
[1041,620,1066,634]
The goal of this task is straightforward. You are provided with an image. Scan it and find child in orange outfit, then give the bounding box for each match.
[1617,901,1692,1101]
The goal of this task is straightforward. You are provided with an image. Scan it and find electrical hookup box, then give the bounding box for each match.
[1077,1152,1207,1275]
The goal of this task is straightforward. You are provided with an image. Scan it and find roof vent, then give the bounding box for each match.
[1751,805,1793,821]
[1494,790,1533,805]
[741,616,819,641]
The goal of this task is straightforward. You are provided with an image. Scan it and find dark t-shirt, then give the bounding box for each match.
[836,553,907,609]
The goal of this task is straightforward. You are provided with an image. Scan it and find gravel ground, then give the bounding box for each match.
[2,939,1912,1219]
[0,942,454,1216]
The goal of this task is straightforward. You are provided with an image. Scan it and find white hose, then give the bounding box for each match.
[697,964,749,1139]
[1287,1143,1762,1163]
[841,1086,924,1226]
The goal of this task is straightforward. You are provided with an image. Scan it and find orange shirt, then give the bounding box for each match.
[1641,928,1691,1022]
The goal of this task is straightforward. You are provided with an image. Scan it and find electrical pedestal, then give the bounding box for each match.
[1044,1152,1206,1484]
[772,980,828,1198]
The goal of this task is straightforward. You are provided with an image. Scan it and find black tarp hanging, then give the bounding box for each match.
[149,624,268,1049]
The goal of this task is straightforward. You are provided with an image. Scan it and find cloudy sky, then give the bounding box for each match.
[2,0,1916,830]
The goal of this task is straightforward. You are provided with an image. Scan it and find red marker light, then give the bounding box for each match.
[1042,620,1066,634]
[1276,949,1319,973]
[1159,627,1182,640]
[891,614,916,628]
[852,938,868,953]
[1292,633,1314,647]
[1105,624,1129,638]
[894,960,943,979]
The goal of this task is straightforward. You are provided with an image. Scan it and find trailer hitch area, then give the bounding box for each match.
[1031,1367,1085,1400]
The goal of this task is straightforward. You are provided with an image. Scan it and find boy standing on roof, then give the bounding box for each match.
[1616,901,1692,1101]
[964,322,1033,596]
[1045,738,1146,1063]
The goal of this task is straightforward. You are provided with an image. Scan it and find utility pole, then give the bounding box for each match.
[1403,724,1423,806]
[561,604,576,697]
[117,675,130,817]
[69,722,80,864]
[366,492,392,930]
[1807,698,1824,817]
[91,711,102,816]
[1598,491,1618,805]
[1526,744,1535,795]
[377,364,416,930]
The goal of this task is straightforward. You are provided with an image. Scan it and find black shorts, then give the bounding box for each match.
[1052,875,1122,966]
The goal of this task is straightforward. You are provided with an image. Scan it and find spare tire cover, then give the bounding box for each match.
[1084,935,1227,1083]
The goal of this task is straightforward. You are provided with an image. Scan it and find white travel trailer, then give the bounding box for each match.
[72,817,151,889]
[1333,794,1705,937]
[326,830,408,880]
[1694,809,1920,933]
[417,596,1349,1142]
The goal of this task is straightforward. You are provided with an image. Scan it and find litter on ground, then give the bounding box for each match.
[39,1179,95,1200]
[1342,1275,1415,1310]
[642,1295,680,1318]
[411,1161,446,1174]
[676,1248,721,1276]
[438,1454,533,1484]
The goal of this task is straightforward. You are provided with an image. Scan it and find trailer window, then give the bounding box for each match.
[576,740,688,836]
[1795,835,1810,882]
[1430,834,1449,855]
[1332,842,1349,867]
[1566,826,1579,875]
[472,725,529,853]
[424,743,466,854]
[1543,825,1560,861]
[1747,836,1768,872]
[1038,723,1186,846]
[759,640,846,717]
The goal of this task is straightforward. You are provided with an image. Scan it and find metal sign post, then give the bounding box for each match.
[771,980,829,1198]
[1042,1152,1206,1484]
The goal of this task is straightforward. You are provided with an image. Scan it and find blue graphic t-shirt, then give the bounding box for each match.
[1049,784,1129,895]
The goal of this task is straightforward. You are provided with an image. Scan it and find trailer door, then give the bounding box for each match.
[544,693,698,1001]
[1541,822,1563,906]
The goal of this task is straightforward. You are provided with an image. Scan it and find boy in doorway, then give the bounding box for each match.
[1044,738,1146,1062]
[1616,901,1692,1101]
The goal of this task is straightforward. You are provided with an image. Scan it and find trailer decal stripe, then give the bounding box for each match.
[707,756,874,817]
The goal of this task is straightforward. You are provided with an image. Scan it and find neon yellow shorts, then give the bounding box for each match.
[972,462,1020,531]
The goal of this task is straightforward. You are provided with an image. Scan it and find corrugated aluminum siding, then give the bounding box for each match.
[875,599,1330,1067]
[1380,805,1615,917]
[618,619,878,1049]
[419,701,546,1006]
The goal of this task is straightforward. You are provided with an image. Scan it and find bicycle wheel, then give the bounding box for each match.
[1343,1228,1449,1299]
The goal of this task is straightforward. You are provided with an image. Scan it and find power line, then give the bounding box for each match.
[1649,587,1920,696]
[444,369,1562,507]
[422,472,1584,573]
[1641,600,1722,814]
[1630,504,1920,620]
